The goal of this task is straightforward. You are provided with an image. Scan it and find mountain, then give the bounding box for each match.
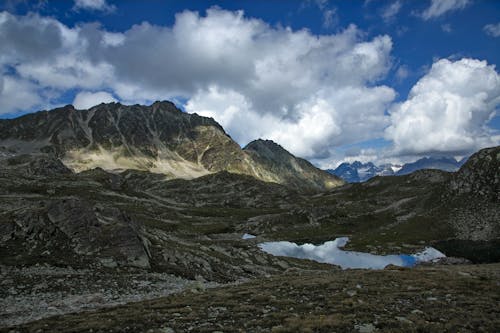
[395,156,464,175]
[327,161,400,182]
[244,139,343,190]
[0,101,343,191]
[328,156,467,183]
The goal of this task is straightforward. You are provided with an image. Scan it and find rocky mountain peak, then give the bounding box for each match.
[328,161,398,183]
[245,139,286,150]
[244,139,293,162]
[0,101,342,191]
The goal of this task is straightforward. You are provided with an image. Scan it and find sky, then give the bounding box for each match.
[0,0,499,168]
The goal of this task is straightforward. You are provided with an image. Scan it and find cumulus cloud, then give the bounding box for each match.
[0,8,397,161]
[385,58,500,155]
[421,0,470,20]
[73,0,115,12]
[483,22,500,37]
[0,75,42,114]
[73,91,117,109]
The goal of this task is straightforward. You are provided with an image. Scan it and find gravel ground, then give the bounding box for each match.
[0,264,220,328]
[2,263,500,332]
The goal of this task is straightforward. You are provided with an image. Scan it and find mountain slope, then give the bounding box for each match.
[0,101,342,191]
[244,139,344,190]
[396,156,463,175]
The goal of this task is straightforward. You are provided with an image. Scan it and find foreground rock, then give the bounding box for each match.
[3,264,499,332]
[0,265,204,328]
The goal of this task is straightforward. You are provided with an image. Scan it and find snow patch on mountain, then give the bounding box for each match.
[328,156,468,183]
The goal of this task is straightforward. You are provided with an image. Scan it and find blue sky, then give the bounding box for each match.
[0,0,499,167]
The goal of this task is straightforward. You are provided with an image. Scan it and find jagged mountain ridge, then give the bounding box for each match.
[396,156,465,176]
[0,101,343,191]
[327,161,399,182]
[328,156,466,183]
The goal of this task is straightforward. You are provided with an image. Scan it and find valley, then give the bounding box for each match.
[0,102,499,332]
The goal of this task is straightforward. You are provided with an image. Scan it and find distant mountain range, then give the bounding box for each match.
[328,156,467,183]
[327,161,400,183]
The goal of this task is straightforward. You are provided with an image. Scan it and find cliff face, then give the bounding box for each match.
[0,101,343,191]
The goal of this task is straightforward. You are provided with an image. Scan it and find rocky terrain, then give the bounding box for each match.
[0,102,499,332]
[0,264,208,328]
[3,264,499,332]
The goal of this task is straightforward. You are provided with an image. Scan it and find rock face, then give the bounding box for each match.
[443,146,500,242]
[0,101,342,191]
[46,199,151,269]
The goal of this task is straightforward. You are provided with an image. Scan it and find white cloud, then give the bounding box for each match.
[483,22,500,37]
[0,8,397,161]
[381,1,402,22]
[73,0,115,12]
[421,0,470,20]
[385,58,500,155]
[0,75,42,114]
[73,91,117,109]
